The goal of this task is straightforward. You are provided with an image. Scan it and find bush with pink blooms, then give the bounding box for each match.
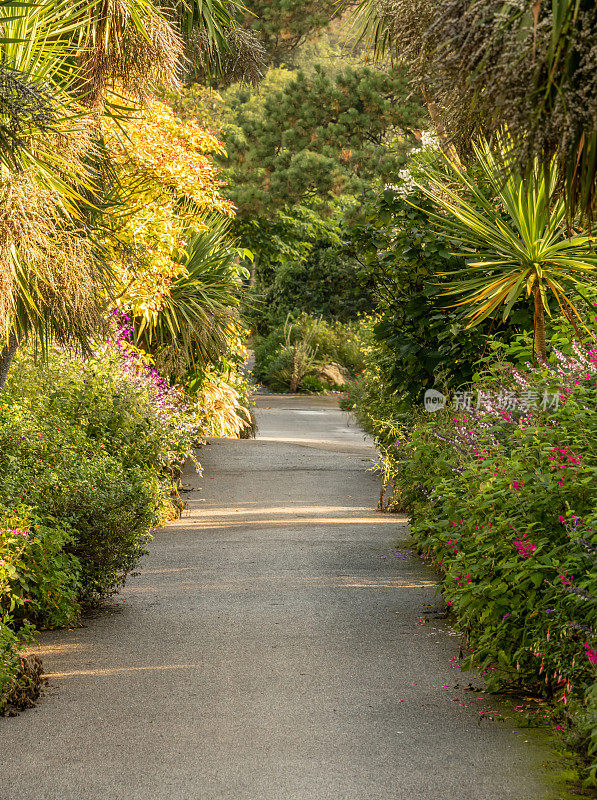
[356,336,597,784]
[0,334,201,601]
[0,506,81,713]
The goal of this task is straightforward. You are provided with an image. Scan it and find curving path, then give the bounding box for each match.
[0,395,556,800]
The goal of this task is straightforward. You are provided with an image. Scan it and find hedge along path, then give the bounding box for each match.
[0,395,558,800]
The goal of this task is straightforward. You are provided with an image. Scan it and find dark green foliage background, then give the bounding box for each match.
[351,188,534,409]
[223,65,426,216]
[241,0,337,64]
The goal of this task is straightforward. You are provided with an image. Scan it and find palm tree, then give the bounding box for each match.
[0,0,248,388]
[415,138,597,361]
[135,218,245,377]
[162,0,263,85]
[0,0,109,388]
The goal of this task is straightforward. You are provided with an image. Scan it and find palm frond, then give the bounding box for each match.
[414,137,597,344]
[137,217,243,370]
[73,0,184,106]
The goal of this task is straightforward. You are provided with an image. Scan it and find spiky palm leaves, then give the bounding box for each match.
[184,23,264,86]
[74,0,183,106]
[0,168,108,337]
[161,0,264,86]
[0,66,57,166]
[137,218,243,375]
[0,1,114,386]
[0,0,249,388]
[0,0,180,373]
[416,139,597,360]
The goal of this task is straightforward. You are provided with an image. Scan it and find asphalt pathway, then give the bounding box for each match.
[0,395,557,800]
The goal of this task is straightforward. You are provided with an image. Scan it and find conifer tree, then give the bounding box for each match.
[242,0,338,64]
[224,64,426,217]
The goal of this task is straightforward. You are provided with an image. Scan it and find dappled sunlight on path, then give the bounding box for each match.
[0,394,557,800]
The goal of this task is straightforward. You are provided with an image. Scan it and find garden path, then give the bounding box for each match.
[0,395,557,800]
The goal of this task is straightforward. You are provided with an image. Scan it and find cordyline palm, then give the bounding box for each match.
[136,218,244,372]
[0,0,250,389]
[415,139,597,361]
[0,0,109,389]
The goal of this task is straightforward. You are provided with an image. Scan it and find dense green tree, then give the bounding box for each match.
[352,188,534,407]
[235,201,342,299]
[223,64,426,216]
[241,0,338,64]
[263,238,376,324]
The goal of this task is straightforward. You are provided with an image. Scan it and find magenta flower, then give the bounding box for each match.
[514,539,536,557]
[583,644,597,664]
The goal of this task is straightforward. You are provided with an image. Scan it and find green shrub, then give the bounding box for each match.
[0,617,30,714]
[300,375,328,394]
[357,342,597,783]
[252,327,287,386]
[1,342,201,599]
[30,459,159,600]
[0,395,160,599]
[253,313,366,391]
[0,506,78,713]
[0,506,80,629]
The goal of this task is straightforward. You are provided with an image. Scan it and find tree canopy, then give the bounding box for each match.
[241,0,338,64]
[351,0,597,221]
[223,64,426,216]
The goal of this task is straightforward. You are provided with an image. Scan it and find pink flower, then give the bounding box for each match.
[514,540,537,557]
[583,644,597,665]
[511,480,523,491]
[558,574,573,587]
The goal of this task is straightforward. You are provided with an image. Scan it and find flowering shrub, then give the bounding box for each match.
[0,507,80,629]
[1,333,202,601]
[0,506,80,714]
[357,340,597,784]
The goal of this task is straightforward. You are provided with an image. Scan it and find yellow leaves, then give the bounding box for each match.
[103,93,235,217]
[104,91,236,323]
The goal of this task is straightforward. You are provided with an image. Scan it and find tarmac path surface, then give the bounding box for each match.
[0,395,557,800]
